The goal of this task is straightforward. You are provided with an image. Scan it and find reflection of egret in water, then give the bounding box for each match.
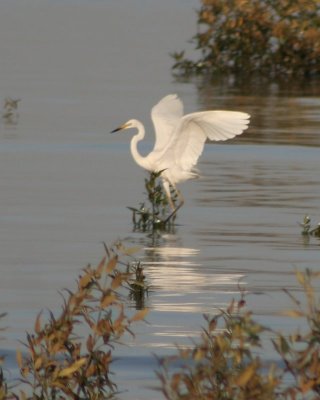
[133,244,246,350]
[143,245,245,314]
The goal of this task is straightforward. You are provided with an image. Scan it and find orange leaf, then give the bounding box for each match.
[96,255,106,277]
[300,378,316,394]
[57,358,87,378]
[34,356,43,370]
[280,310,304,318]
[130,308,149,323]
[100,292,117,308]
[111,274,123,290]
[34,311,42,334]
[86,334,94,352]
[16,349,23,369]
[235,364,256,387]
[79,273,92,289]
[209,318,217,332]
[106,256,118,273]
[171,373,182,391]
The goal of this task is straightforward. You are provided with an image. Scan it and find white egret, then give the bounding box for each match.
[111,94,250,217]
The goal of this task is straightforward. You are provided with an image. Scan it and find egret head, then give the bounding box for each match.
[111,119,136,133]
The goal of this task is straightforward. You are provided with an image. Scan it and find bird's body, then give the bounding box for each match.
[112,94,250,213]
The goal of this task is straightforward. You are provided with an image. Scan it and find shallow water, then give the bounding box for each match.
[0,1,320,399]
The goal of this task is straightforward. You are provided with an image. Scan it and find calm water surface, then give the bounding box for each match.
[0,1,319,399]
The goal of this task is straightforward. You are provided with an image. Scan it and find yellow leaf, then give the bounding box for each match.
[100,293,117,308]
[16,349,23,369]
[295,270,306,286]
[216,335,228,351]
[193,348,205,361]
[85,363,96,378]
[79,273,92,289]
[20,391,28,400]
[235,364,256,387]
[58,358,87,378]
[51,380,68,389]
[130,308,149,323]
[34,356,43,370]
[122,246,141,256]
[106,256,118,273]
[96,255,106,277]
[280,310,304,318]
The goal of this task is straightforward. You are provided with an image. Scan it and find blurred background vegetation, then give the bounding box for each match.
[172,0,320,78]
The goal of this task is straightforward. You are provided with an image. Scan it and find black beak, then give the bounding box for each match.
[110,127,122,134]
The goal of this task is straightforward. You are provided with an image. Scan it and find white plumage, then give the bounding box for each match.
[111,94,250,213]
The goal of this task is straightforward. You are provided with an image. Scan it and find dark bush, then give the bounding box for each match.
[172,0,320,78]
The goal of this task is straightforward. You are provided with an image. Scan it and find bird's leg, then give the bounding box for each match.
[163,181,184,223]
[166,188,184,221]
[167,192,176,211]
[162,180,175,211]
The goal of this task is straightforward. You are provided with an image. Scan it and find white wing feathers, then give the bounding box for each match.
[151,94,183,153]
[183,111,250,141]
[174,110,250,171]
[150,94,250,177]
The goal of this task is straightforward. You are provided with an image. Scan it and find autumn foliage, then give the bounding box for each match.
[158,269,320,399]
[172,0,320,78]
[0,244,148,400]
[1,254,320,399]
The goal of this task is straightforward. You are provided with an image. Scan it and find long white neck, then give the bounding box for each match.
[130,119,151,171]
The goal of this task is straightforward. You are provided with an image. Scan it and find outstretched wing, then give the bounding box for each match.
[173,111,250,171]
[151,94,184,153]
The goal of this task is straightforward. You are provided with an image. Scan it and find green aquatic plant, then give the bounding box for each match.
[128,171,178,231]
[127,262,150,310]
[1,97,21,127]
[300,215,320,237]
[172,0,320,78]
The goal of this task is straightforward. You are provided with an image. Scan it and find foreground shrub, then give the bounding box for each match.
[172,0,320,78]
[0,313,9,399]
[1,244,148,400]
[157,293,279,399]
[1,250,320,399]
[158,269,320,399]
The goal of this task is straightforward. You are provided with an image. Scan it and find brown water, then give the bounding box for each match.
[0,1,320,399]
